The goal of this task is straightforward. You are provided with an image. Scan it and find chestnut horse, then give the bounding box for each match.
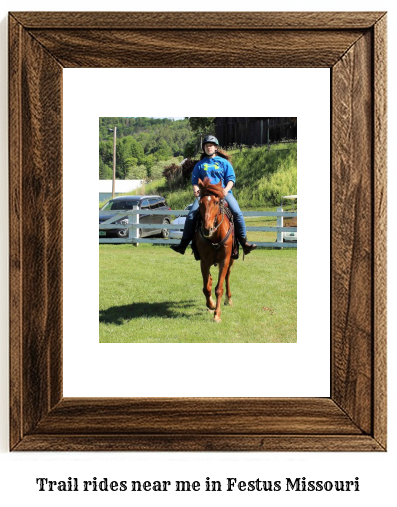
[196,177,234,322]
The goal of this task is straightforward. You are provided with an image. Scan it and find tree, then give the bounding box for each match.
[99,140,113,166]
[144,154,155,176]
[129,137,145,165]
[99,117,193,178]
[183,139,198,158]
[116,139,137,179]
[126,164,147,180]
[153,140,173,161]
[188,117,216,135]
[99,156,112,180]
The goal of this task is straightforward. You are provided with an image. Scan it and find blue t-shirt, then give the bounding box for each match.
[191,156,236,192]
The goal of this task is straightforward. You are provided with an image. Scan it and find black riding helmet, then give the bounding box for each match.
[202,135,219,147]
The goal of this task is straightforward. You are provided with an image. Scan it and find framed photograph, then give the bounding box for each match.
[9,11,387,451]
[67,77,325,399]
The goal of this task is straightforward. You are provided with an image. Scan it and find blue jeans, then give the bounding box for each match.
[182,193,246,241]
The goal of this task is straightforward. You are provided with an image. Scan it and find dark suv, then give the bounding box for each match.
[99,195,171,239]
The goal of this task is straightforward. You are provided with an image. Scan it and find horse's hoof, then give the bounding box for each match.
[214,316,222,323]
[224,298,233,306]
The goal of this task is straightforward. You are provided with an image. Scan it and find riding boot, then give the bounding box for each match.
[170,238,191,255]
[239,236,257,255]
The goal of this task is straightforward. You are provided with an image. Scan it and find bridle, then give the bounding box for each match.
[199,194,223,236]
[199,195,233,264]
[210,204,225,234]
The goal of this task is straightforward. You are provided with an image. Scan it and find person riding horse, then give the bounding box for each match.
[170,135,257,256]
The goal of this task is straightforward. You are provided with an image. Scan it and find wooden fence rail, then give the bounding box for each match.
[99,208,297,248]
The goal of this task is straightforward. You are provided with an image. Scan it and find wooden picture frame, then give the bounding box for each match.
[9,11,387,451]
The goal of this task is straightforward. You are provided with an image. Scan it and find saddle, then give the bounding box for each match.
[191,200,239,261]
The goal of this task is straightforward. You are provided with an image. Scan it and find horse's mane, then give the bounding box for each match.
[199,177,225,200]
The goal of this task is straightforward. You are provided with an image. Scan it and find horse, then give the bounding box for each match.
[195,177,234,323]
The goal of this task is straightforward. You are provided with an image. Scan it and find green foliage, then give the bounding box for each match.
[163,158,196,191]
[132,143,297,209]
[232,143,297,207]
[183,139,198,158]
[99,117,192,180]
[100,117,297,209]
[126,164,147,180]
[144,154,155,173]
[128,136,145,164]
[184,117,216,157]
[188,117,216,135]
[152,139,173,161]
[149,157,183,181]
[99,155,112,179]
[99,140,113,167]
[164,186,193,210]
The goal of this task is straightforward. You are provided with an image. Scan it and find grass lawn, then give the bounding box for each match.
[99,243,296,343]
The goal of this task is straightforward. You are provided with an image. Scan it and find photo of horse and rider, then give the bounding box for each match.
[170,135,257,323]
[99,117,297,342]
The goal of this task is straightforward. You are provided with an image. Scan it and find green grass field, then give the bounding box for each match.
[99,243,297,343]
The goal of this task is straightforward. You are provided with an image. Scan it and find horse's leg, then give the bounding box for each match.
[213,259,230,322]
[224,258,234,306]
[201,261,216,310]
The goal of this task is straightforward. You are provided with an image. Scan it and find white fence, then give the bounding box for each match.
[99,207,297,248]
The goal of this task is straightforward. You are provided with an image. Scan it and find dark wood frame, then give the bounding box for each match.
[9,11,387,451]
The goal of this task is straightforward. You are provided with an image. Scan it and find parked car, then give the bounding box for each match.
[99,195,171,239]
[169,203,194,239]
[280,195,297,243]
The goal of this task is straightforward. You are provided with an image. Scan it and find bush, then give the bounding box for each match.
[163,158,198,190]
[150,157,182,180]
[126,164,147,180]
[165,187,194,210]
[163,163,181,189]
[113,143,297,211]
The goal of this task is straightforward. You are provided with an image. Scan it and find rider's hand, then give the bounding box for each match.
[222,188,228,197]
[194,189,200,197]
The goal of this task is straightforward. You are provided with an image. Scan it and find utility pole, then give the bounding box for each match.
[111,127,117,197]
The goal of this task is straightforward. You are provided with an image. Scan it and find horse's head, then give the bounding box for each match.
[198,178,223,238]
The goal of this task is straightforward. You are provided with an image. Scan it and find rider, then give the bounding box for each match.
[170,135,257,256]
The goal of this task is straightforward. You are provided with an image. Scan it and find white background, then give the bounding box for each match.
[63,67,330,398]
[0,1,395,507]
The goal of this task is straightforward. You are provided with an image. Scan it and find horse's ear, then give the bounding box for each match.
[197,178,204,189]
[214,180,222,188]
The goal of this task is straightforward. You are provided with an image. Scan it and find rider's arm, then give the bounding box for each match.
[223,180,234,196]
[223,160,236,196]
[191,162,201,197]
